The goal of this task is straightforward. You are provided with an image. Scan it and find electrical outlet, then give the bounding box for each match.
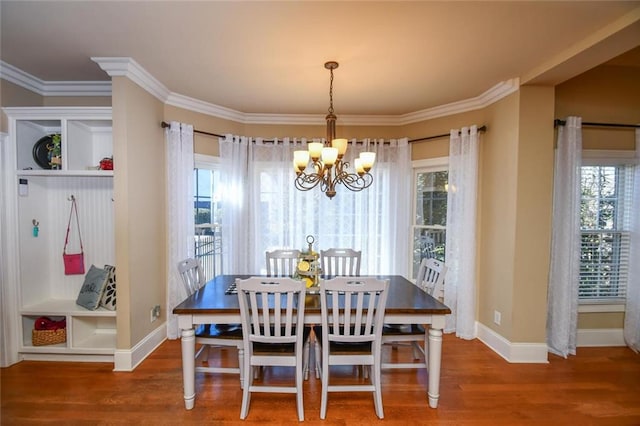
[494,310,501,325]
[150,305,161,322]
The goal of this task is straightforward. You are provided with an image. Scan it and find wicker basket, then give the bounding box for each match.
[32,328,66,346]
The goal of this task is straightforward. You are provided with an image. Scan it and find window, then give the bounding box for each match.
[194,155,223,279]
[579,163,634,302]
[412,160,448,280]
[253,159,390,275]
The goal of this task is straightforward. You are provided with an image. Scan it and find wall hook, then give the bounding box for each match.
[68,195,75,201]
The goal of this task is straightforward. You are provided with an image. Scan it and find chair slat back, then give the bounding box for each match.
[266,249,301,276]
[320,248,361,276]
[416,258,447,300]
[320,277,388,344]
[236,277,305,345]
[177,258,206,297]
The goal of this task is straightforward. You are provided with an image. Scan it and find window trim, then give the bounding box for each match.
[195,153,220,169]
[578,303,625,313]
[412,157,449,169]
[578,150,636,305]
[582,149,637,166]
[411,156,449,279]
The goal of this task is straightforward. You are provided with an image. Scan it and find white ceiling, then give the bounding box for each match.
[1,1,639,117]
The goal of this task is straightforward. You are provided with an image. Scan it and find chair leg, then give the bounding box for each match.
[372,360,384,419]
[320,354,329,419]
[303,337,310,380]
[361,364,369,379]
[238,347,244,389]
[314,339,322,379]
[240,364,252,419]
[411,341,423,360]
[296,357,305,421]
[201,345,210,364]
[424,332,429,368]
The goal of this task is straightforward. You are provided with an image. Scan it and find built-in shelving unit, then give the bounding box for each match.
[3,107,116,362]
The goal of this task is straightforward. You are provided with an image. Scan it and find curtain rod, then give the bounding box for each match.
[161,121,224,138]
[160,121,487,143]
[554,119,639,129]
[408,125,486,143]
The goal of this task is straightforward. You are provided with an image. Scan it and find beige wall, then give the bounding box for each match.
[406,110,487,160]
[477,92,521,340]
[556,64,638,152]
[113,77,166,348]
[555,64,640,147]
[43,96,111,108]
[511,86,555,342]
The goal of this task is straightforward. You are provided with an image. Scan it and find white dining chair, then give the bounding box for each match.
[265,249,301,276]
[265,249,315,382]
[311,248,362,381]
[320,248,361,276]
[318,276,389,419]
[177,258,244,387]
[236,276,307,422]
[381,257,447,369]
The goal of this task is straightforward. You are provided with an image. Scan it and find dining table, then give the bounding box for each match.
[173,274,451,410]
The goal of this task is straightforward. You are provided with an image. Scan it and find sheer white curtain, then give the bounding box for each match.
[219,135,251,274]
[166,122,194,339]
[444,125,479,338]
[219,136,411,275]
[546,116,582,357]
[624,129,640,352]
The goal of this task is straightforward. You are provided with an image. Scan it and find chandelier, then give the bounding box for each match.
[293,61,376,199]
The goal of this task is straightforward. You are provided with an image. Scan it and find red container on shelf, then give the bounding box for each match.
[100,157,113,170]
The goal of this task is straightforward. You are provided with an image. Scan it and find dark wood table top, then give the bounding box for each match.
[174,275,451,315]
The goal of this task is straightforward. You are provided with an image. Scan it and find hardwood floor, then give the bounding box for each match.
[2,335,639,425]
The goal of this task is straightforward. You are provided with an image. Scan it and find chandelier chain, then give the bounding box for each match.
[328,67,334,115]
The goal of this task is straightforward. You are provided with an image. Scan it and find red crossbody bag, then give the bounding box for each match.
[63,197,85,275]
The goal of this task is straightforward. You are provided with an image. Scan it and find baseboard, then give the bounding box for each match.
[114,322,167,371]
[476,322,549,363]
[20,353,114,363]
[577,328,625,347]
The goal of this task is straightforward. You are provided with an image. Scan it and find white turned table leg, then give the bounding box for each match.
[181,327,196,410]
[427,327,443,408]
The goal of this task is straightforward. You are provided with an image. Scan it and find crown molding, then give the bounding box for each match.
[166,79,519,126]
[91,57,170,103]
[2,106,112,120]
[0,61,111,96]
[165,92,246,123]
[4,58,520,126]
[398,78,520,125]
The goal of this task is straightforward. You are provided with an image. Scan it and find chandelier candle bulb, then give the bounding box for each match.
[308,142,323,161]
[321,147,338,166]
[331,138,348,157]
[360,152,376,171]
[294,150,310,172]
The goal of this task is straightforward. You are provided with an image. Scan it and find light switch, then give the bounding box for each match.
[19,178,28,196]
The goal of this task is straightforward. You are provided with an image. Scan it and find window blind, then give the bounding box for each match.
[579,164,635,301]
